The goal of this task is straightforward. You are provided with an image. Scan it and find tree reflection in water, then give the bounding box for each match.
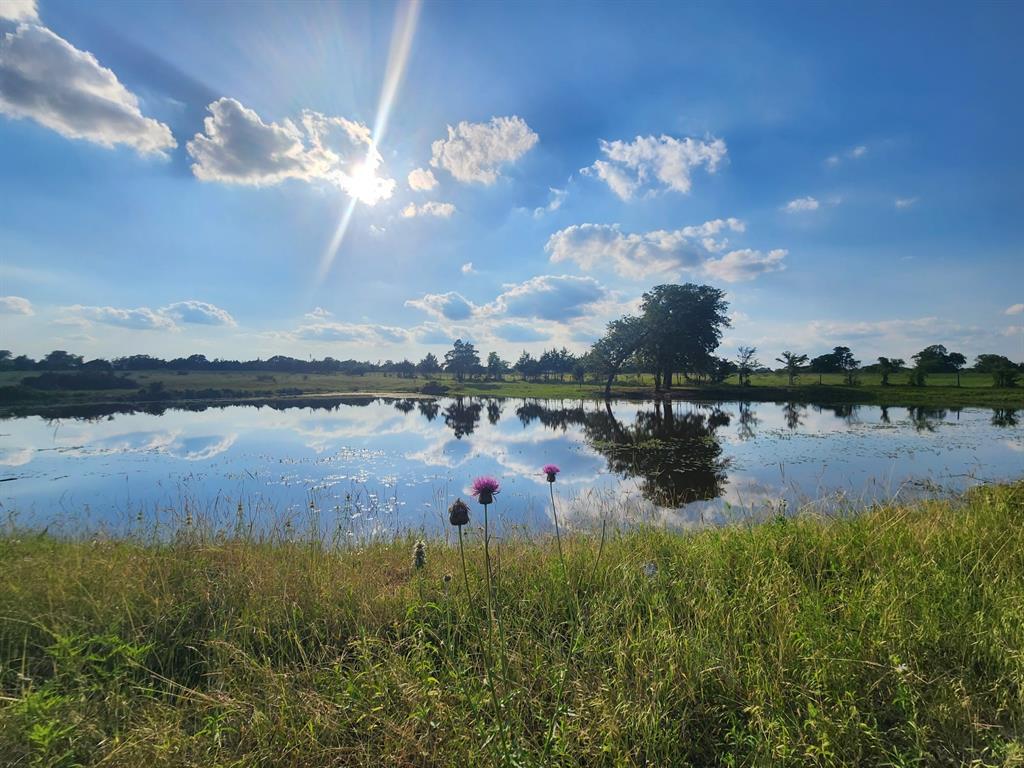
[515,398,732,507]
[444,397,483,439]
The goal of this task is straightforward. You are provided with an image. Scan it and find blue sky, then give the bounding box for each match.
[1,0,1022,364]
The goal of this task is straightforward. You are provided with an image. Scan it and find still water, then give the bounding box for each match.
[1,397,1021,536]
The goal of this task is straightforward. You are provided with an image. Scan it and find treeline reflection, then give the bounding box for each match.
[10,396,1019,508]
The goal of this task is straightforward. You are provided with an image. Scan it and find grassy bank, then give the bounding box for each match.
[1,369,1022,412]
[2,484,1023,766]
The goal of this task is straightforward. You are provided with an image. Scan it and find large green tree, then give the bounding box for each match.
[637,284,731,390]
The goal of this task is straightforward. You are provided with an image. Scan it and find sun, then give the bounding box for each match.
[344,156,395,206]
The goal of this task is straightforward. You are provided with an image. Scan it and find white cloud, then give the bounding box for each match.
[491,274,608,321]
[405,291,476,321]
[533,187,566,217]
[703,248,787,283]
[0,295,33,315]
[894,196,919,209]
[784,196,819,213]
[430,115,538,184]
[160,300,236,327]
[406,275,608,326]
[0,1,38,22]
[546,218,748,280]
[291,321,409,344]
[461,262,475,274]
[407,167,437,191]
[1005,303,1024,316]
[187,98,394,203]
[826,144,869,167]
[0,23,176,155]
[400,200,456,218]
[305,306,334,320]
[582,134,727,200]
[65,304,176,330]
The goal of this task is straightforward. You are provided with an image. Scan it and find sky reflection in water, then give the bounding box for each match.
[1,397,1021,536]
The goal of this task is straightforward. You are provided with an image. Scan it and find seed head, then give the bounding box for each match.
[448,498,470,526]
[413,540,427,570]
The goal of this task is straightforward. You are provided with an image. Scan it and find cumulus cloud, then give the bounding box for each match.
[784,196,819,213]
[0,1,38,22]
[291,321,409,344]
[546,218,748,279]
[461,262,475,274]
[430,115,538,184]
[582,134,727,200]
[65,304,176,330]
[58,300,236,330]
[533,187,567,217]
[703,248,787,283]
[187,98,394,203]
[894,196,919,209]
[490,321,551,342]
[1005,303,1024,316]
[160,300,236,326]
[0,294,33,314]
[407,167,437,191]
[405,291,476,321]
[305,306,333,320]
[491,274,608,321]
[400,200,456,218]
[406,275,608,326]
[0,23,176,155]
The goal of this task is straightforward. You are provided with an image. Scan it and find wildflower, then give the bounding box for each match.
[542,463,561,483]
[448,498,470,526]
[413,540,427,570]
[471,476,501,505]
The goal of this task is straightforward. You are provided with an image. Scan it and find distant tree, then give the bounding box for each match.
[42,350,83,370]
[443,339,480,381]
[775,351,808,385]
[876,357,905,386]
[486,351,510,380]
[992,367,1020,388]
[590,315,651,398]
[974,354,1017,373]
[395,359,416,378]
[514,351,539,381]
[81,358,114,373]
[707,357,737,384]
[417,353,441,376]
[736,346,759,386]
[808,350,842,384]
[831,346,860,385]
[948,352,967,387]
[911,345,967,383]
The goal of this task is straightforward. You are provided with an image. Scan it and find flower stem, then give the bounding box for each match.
[461,522,509,760]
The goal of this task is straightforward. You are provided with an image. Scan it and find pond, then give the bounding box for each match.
[1,396,1021,537]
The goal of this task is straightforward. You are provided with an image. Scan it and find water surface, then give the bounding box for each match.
[1,397,1021,535]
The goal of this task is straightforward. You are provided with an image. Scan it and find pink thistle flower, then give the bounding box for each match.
[470,476,500,505]
[542,464,561,483]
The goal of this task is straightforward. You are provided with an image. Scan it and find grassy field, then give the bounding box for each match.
[1,368,1022,410]
[2,483,1022,766]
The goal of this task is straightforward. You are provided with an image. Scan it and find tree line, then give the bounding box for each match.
[2,283,1020,392]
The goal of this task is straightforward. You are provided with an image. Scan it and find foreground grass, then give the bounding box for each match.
[2,484,1023,766]
[1,369,1022,413]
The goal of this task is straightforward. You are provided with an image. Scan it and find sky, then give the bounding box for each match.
[1,0,1022,366]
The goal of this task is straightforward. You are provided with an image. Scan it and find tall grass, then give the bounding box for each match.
[1,483,1022,766]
